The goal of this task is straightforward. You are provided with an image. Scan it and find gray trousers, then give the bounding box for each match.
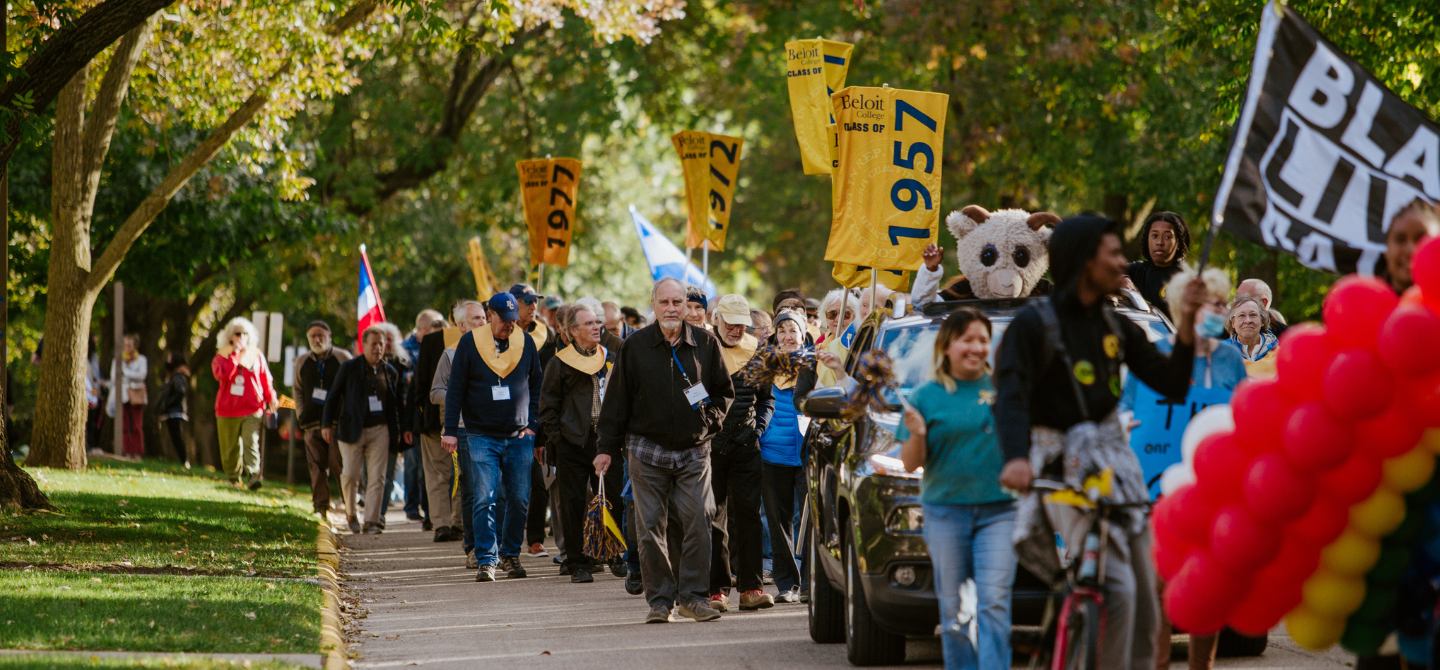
[1100,528,1160,670]
[629,453,713,610]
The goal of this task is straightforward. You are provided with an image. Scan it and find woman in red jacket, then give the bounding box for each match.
[213,317,277,490]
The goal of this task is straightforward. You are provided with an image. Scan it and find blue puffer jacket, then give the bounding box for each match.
[760,385,803,466]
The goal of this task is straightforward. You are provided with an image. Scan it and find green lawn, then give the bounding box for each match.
[4,459,318,578]
[0,655,310,669]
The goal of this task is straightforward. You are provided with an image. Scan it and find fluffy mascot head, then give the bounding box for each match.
[946,205,1060,299]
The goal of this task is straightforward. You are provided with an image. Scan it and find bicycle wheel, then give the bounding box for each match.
[1057,595,1100,670]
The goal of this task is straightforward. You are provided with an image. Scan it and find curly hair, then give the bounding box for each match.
[1139,211,1192,264]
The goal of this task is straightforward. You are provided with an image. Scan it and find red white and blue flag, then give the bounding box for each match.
[357,244,386,333]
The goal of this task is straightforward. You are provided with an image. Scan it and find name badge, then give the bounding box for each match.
[311,388,328,402]
[492,385,511,401]
[368,395,382,413]
[683,382,709,407]
[229,379,246,396]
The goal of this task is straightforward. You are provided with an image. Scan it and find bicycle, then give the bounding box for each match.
[1026,469,1152,670]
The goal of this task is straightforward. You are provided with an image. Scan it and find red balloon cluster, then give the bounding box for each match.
[1153,259,1440,638]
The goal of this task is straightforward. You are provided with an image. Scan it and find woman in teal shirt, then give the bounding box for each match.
[896,307,1015,670]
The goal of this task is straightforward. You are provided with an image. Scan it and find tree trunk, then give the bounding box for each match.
[0,454,54,510]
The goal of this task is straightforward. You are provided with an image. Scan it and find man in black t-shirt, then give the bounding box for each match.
[1122,211,1190,318]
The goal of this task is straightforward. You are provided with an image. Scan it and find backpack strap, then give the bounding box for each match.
[1035,296,1091,419]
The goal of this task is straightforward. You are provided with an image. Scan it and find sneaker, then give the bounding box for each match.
[527,542,549,558]
[433,528,449,543]
[799,593,810,603]
[645,604,672,624]
[248,478,262,491]
[501,557,527,579]
[762,569,774,585]
[422,518,433,531]
[677,600,722,622]
[442,527,462,542]
[624,571,644,595]
[571,568,594,583]
[407,513,425,522]
[609,560,627,579]
[466,549,479,570]
[739,589,775,610]
[708,592,729,613]
[558,563,575,576]
[362,522,383,535]
[348,518,362,534]
[475,565,496,582]
[775,586,801,604]
[552,555,563,565]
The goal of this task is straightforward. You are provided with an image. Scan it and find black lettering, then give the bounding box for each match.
[1311,157,1355,224]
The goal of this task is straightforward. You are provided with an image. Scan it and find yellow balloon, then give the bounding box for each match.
[1321,529,1382,576]
[1384,445,1438,493]
[1285,606,1346,651]
[1424,428,1440,455]
[1350,486,1407,537]
[1301,569,1367,618]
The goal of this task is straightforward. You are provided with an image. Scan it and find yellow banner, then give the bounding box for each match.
[466,236,504,301]
[785,39,855,175]
[516,157,582,268]
[672,131,744,252]
[825,86,949,273]
[832,263,912,291]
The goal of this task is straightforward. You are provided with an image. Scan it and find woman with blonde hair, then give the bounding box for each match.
[1225,296,1278,378]
[212,317,278,489]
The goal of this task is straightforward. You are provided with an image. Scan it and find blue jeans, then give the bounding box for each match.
[455,429,474,553]
[465,433,534,567]
[921,501,1017,670]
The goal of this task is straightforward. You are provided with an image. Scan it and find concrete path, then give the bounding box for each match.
[341,507,1356,669]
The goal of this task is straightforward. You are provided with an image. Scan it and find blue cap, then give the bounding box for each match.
[507,284,539,303]
[543,295,563,309]
[486,292,520,322]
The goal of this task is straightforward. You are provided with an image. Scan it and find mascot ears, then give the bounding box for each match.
[947,205,1060,239]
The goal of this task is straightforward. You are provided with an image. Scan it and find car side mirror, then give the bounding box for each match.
[800,385,848,419]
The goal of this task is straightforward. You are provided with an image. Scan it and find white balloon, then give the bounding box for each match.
[1160,462,1197,495]
[1180,404,1236,465]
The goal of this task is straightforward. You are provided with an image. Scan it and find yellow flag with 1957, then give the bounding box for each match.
[785,39,854,175]
[516,157,582,268]
[672,131,744,252]
[825,86,948,273]
[832,263,912,291]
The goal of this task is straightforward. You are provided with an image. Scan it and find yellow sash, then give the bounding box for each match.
[529,320,549,350]
[473,323,525,378]
[806,323,821,342]
[556,344,608,376]
[719,333,759,375]
[443,327,463,349]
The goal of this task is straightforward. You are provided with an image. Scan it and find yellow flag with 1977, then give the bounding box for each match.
[825,86,948,273]
[516,157,582,268]
[672,131,744,252]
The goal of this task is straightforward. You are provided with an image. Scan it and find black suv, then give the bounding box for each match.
[798,294,1264,665]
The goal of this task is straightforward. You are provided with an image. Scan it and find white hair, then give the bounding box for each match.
[651,277,685,303]
[452,300,483,325]
[820,289,860,318]
[1237,278,1274,305]
[375,322,410,364]
[218,316,261,351]
[575,296,604,318]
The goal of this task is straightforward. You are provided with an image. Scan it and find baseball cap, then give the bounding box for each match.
[486,292,521,322]
[805,298,820,315]
[716,294,753,326]
[508,284,539,304]
[543,295,563,309]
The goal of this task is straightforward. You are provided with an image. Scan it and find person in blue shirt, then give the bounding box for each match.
[441,292,544,583]
[895,307,1013,670]
[758,311,812,603]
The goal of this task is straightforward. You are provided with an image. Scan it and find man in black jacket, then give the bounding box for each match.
[323,326,406,535]
[595,277,735,624]
[539,305,622,584]
[294,321,352,521]
[994,215,1204,670]
[706,294,775,612]
[411,317,460,542]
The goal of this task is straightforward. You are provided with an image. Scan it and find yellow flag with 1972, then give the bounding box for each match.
[785,39,854,175]
[672,131,744,252]
[516,157,582,268]
[825,86,948,273]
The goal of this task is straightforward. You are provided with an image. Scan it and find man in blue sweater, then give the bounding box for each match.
[441,293,544,582]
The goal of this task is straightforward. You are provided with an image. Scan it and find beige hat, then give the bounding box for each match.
[716,294,753,326]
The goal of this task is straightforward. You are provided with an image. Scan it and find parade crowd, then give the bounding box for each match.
[91,200,1440,670]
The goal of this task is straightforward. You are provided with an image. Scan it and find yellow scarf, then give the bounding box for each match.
[719,333,759,375]
[774,375,796,391]
[529,320,549,350]
[443,327,463,349]
[556,344,608,375]
[473,323,525,378]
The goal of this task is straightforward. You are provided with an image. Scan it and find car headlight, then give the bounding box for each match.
[886,505,924,533]
[866,453,921,479]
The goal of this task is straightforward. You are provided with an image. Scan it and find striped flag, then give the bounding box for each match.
[357,244,386,334]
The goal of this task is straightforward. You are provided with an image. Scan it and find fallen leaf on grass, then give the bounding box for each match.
[244,612,257,620]
[188,604,200,609]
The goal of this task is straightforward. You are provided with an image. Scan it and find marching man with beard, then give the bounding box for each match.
[294,320,353,523]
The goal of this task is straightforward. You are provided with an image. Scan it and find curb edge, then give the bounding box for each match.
[317,522,347,670]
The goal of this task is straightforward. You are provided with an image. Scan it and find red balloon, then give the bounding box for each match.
[1323,349,1396,421]
[1403,371,1440,429]
[1378,305,1440,379]
[1210,505,1282,571]
[1288,500,1349,547]
[1270,537,1324,582]
[1400,285,1426,308]
[1150,493,1188,551]
[1194,432,1254,505]
[1228,576,1304,636]
[1165,550,1252,635]
[1317,451,1384,506]
[1276,324,1336,402]
[1232,378,1292,453]
[1281,401,1355,472]
[1412,236,1440,297]
[1357,403,1423,460]
[1245,453,1317,523]
[1153,535,1189,581]
[1169,484,1219,548]
[1324,275,1399,350]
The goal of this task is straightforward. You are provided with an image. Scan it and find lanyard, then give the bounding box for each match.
[316,356,327,384]
[669,344,693,387]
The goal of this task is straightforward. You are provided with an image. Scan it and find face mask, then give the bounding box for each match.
[1197,311,1227,339]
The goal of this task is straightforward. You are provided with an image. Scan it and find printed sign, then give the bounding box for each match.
[785,38,855,175]
[517,157,582,268]
[1129,384,1235,499]
[672,130,745,252]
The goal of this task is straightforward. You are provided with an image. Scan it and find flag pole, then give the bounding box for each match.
[1195,213,1221,275]
[702,245,709,282]
[537,263,545,294]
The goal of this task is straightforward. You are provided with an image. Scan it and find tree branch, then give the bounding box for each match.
[78,16,157,234]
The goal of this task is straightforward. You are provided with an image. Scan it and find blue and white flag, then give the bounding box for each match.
[629,205,717,299]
